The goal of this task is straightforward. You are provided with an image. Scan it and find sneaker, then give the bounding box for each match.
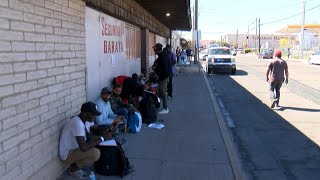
[270,101,276,108]
[68,169,89,180]
[158,108,169,114]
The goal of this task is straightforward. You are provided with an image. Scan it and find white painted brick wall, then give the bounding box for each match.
[14,80,38,93]
[0,7,23,20]
[13,62,37,72]
[0,64,13,74]
[16,99,39,113]
[0,30,24,41]
[2,93,29,108]
[0,41,11,51]
[0,0,8,7]
[0,0,86,179]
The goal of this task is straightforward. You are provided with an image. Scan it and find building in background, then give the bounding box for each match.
[226,34,296,50]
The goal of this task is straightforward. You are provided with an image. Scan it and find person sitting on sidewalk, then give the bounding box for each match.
[121,73,143,105]
[109,84,137,117]
[96,87,126,132]
[59,102,112,180]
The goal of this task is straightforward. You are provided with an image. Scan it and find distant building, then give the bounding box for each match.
[226,34,296,50]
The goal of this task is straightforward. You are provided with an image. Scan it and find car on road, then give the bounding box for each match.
[308,51,320,65]
[258,50,273,59]
[205,47,236,74]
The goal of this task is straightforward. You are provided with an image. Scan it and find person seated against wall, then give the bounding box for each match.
[121,73,144,106]
[109,84,138,117]
[96,87,126,136]
[59,102,113,180]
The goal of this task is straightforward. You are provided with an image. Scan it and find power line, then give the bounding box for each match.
[261,4,320,25]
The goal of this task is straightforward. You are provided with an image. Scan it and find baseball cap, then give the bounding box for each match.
[275,50,282,57]
[152,43,163,50]
[101,87,112,94]
[81,102,101,116]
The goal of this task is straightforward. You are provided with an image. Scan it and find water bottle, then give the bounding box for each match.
[89,171,96,180]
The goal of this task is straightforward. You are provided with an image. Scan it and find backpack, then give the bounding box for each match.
[139,94,158,124]
[127,112,142,133]
[94,143,132,178]
[112,75,129,86]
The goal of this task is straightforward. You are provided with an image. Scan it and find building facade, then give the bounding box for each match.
[227,34,296,50]
[0,0,190,179]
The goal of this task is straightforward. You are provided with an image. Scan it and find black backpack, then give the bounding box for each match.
[139,93,158,124]
[94,143,132,178]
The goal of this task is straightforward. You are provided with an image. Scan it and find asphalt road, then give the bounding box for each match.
[202,55,320,180]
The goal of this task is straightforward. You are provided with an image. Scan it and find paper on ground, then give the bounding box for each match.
[99,139,117,146]
[148,123,165,129]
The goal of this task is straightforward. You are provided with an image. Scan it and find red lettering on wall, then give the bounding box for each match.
[103,41,124,54]
[104,41,107,53]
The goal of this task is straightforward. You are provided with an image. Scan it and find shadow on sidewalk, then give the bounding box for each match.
[275,106,320,112]
[207,72,320,180]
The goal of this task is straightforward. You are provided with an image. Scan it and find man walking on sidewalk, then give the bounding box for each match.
[152,43,170,114]
[266,50,289,108]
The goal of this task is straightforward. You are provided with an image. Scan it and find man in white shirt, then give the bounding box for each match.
[59,102,112,179]
[96,87,124,127]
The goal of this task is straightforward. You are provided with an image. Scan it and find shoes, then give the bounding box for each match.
[270,98,278,108]
[158,108,169,114]
[68,169,89,180]
[270,101,276,108]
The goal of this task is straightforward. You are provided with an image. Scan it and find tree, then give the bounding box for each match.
[279,38,290,49]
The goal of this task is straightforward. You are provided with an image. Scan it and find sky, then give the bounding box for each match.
[183,0,320,40]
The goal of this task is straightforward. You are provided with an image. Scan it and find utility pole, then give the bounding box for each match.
[247,25,249,48]
[236,29,238,50]
[194,0,198,64]
[300,0,306,58]
[255,18,258,51]
[258,18,261,54]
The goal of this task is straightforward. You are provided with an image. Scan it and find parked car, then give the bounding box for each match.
[308,51,320,65]
[205,47,236,74]
[258,50,273,59]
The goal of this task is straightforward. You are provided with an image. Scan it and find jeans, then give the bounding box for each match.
[114,107,129,117]
[269,80,283,104]
[158,77,169,109]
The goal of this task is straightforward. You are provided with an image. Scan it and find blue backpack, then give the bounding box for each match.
[127,112,142,133]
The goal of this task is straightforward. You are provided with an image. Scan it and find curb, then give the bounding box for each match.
[199,63,252,180]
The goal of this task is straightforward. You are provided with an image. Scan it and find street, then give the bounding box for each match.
[202,55,320,180]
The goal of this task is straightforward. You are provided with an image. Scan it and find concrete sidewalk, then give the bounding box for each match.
[58,64,236,180]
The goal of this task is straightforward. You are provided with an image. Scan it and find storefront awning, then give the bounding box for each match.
[136,0,192,31]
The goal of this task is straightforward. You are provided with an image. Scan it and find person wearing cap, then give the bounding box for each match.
[152,43,170,114]
[266,50,289,108]
[95,87,124,126]
[59,102,112,179]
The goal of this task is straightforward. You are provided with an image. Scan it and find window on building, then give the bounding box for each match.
[126,25,141,59]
